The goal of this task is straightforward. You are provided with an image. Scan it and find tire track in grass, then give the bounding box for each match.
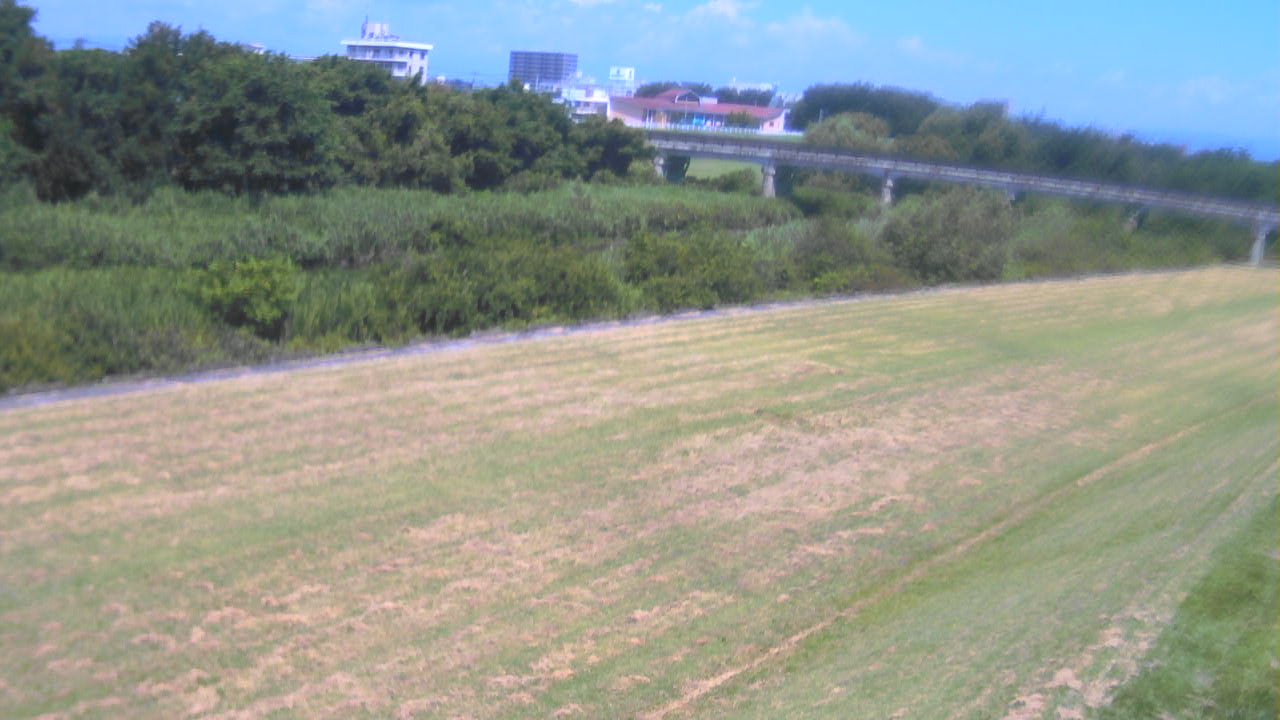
[640,398,1268,720]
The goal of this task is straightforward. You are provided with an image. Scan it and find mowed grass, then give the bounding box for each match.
[0,267,1275,719]
[1099,495,1278,719]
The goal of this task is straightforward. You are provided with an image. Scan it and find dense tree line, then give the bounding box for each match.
[0,3,652,201]
[792,83,1278,203]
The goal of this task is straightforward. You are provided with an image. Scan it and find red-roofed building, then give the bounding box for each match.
[608,88,788,135]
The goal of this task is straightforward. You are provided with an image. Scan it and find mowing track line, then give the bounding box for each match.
[639,398,1269,719]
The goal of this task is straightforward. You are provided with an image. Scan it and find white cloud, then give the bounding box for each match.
[688,0,753,22]
[642,2,663,11]
[765,8,863,47]
[566,0,618,6]
[899,35,924,54]
[1176,75,1236,107]
[897,34,996,72]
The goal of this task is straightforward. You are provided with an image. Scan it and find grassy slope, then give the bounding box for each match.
[1098,495,1278,720]
[0,267,1275,719]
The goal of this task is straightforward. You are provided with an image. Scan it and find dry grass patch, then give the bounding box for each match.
[1,266,1275,719]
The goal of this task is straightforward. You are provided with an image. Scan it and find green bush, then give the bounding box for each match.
[195,255,301,340]
[880,187,1014,284]
[624,230,761,312]
[789,185,876,218]
[793,217,888,285]
[686,168,760,195]
[811,264,917,295]
[0,267,265,392]
[1003,201,1251,280]
[743,220,807,292]
[373,242,627,339]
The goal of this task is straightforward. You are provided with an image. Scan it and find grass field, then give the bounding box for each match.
[685,158,762,181]
[2,267,1276,719]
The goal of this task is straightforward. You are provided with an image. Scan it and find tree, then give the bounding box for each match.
[791,83,940,135]
[116,23,235,188]
[350,90,463,191]
[0,0,50,187]
[0,0,51,103]
[897,133,959,161]
[912,102,1030,168]
[635,81,713,97]
[570,116,651,180]
[305,54,395,118]
[804,112,893,153]
[0,115,25,185]
[479,80,578,177]
[713,86,774,107]
[174,51,337,194]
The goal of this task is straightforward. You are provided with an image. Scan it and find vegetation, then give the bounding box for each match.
[803,111,893,153]
[635,80,715,97]
[0,4,1270,394]
[790,83,1279,203]
[2,268,1274,718]
[1100,495,1278,720]
[0,7,653,202]
[5,176,1257,393]
[0,184,800,391]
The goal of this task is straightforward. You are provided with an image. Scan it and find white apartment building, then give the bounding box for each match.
[341,21,432,83]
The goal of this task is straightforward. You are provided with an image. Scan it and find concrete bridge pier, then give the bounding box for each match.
[1250,224,1273,266]
[880,176,895,206]
[653,154,666,181]
[761,163,776,198]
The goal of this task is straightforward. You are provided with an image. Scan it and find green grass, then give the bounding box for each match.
[0,267,1275,719]
[1099,495,1279,720]
[686,157,763,181]
[0,183,798,271]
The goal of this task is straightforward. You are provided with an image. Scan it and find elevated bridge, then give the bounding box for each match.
[647,130,1279,265]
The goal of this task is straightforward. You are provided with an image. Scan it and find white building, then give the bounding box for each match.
[608,66,637,97]
[341,21,432,84]
[560,85,611,120]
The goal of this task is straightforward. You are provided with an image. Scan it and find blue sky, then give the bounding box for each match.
[28,0,1280,159]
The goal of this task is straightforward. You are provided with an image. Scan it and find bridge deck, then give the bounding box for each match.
[648,131,1279,229]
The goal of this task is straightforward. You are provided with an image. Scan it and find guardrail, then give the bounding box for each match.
[647,130,1280,229]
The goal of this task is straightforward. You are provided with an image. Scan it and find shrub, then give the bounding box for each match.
[0,267,259,392]
[624,230,761,312]
[789,185,876,218]
[793,217,887,284]
[374,242,627,339]
[687,168,759,195]
[880,187,1014,284]
[812,264,917,295]
[195,255,301,340]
